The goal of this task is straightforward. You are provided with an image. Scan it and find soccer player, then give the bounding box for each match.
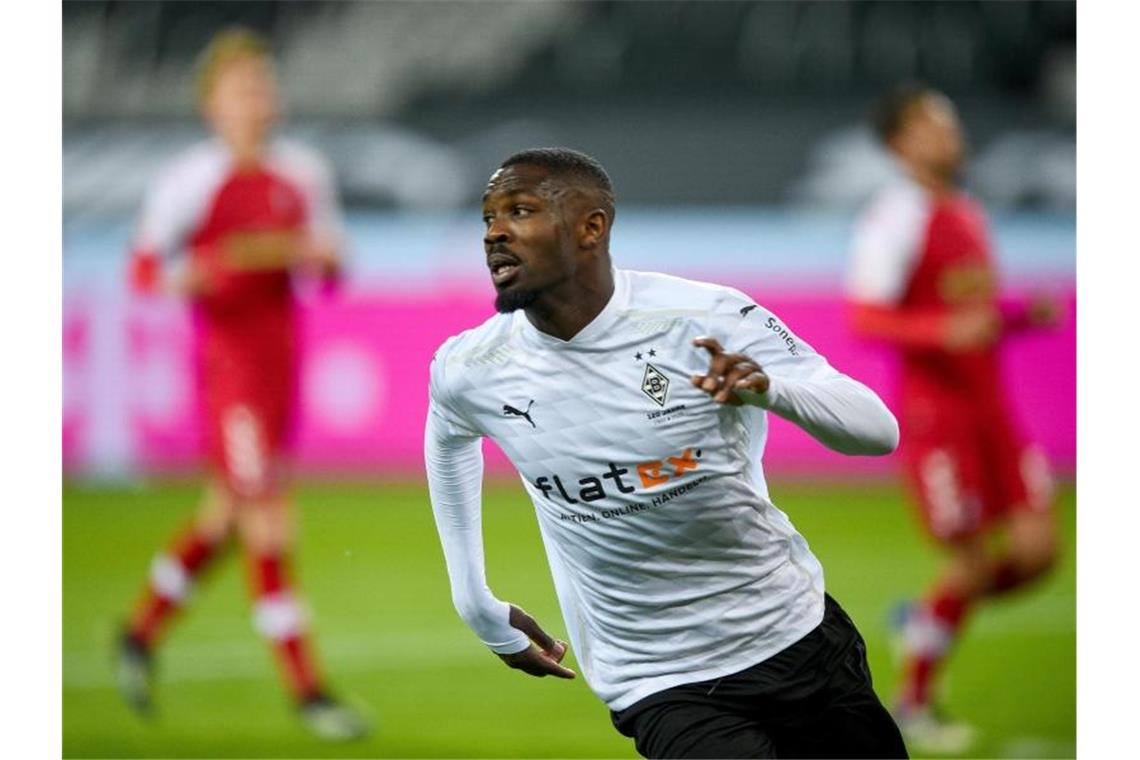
[114,28,367,741]
[425,148,908,758]
[847,83,1062,752]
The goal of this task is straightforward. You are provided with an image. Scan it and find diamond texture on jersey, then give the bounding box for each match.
[433,270,827,710]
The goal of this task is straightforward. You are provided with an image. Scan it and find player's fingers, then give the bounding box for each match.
[507,605,558,653]
[541,658,577,679]
[692,336,728,392]
[705,352,740,387]
[691,336,725,358]
[696,353,750,396]
[503,646,577,679]
[531,649,577,679]
[693,370,726,395]
[734,371,770,394]
[695,351,732,394]
[715,362,761,404]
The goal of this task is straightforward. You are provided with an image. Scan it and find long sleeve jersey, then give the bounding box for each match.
[425,269,898,711]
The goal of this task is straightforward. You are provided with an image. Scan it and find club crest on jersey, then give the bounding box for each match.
[641,363,670,407]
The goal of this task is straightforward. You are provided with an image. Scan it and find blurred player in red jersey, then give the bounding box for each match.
[114,28,367,741]
[847,83,1063,753]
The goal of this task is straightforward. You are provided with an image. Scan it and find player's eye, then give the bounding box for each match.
[481,213,494,226]
[512,205,532,217]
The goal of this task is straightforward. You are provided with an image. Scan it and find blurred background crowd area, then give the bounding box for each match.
[63,0,1075,480]
[65,0,1074,216]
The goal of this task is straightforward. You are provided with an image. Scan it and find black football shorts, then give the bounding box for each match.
[610,594,907,759]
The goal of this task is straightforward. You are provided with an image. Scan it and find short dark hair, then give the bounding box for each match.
[500,147,616,220]
[870,82,938,144]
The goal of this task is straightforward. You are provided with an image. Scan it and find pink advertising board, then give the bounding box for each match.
[62,284,1076,478]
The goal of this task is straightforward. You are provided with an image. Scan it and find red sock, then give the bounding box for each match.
[248,553,323,702]
[900,586,971,709]
[129,523,225,648]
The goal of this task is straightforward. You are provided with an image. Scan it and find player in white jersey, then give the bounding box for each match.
[424,148,908,758]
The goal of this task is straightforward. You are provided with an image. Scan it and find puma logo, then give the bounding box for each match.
[740,304,758,317]
[503,400,536,428]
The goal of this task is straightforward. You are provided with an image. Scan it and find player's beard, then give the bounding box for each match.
[494,287,541,314]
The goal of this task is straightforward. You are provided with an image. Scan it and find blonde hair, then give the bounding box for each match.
[194,27,272,104]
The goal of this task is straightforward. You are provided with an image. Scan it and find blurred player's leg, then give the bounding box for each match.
[226,400,369,742]
[895,536,987,714]
[238,497,368,741]
[116,479,235,713]
[986,509,1058,595]
[895,436,1057,753]
[894,444,985,752]
[238,497,320,700]
[982,444,1059,597]
[893,540,984,753]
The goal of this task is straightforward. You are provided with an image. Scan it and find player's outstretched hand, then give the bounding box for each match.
[297,237,342,283]
[944,307,1001,351]
[497,604,576,679]
[1026,294,1066,328]
[167,258,215,297]
[691,337,770,406]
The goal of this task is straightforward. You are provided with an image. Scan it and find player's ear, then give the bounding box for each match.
[579,208,609,251]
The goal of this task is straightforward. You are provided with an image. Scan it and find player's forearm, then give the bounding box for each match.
[747,375,899,456]
[223,231,302,271]
[128,248,203,298]
[424,414,530,654]
[849,302,947,349]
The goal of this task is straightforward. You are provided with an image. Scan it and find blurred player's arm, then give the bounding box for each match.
[843,185,1001,351]
[692,305,899,456]
[424,360,575,679]
[233,142,347,284]
[850,300,1000,352]
[850,292,1063,350]
[127,153,216,298]
[997,294,1066,333]
[846,217,1003,351]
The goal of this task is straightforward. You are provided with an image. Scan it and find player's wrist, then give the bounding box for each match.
[736,376,777,408]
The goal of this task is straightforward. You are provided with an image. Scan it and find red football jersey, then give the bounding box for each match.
[128,138,344,490]
[848,176,1053,534]
[848,177,1003,415]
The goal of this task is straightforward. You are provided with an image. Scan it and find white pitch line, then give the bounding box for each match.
[66,600,1076,689]
[64,631,490,689]
[999,735,1076,758]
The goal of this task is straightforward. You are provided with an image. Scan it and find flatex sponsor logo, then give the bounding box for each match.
[535,448,707,524]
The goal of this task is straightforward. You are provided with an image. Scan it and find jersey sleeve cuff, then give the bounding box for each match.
[488,634,532,655]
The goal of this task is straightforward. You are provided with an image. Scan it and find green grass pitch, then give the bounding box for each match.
[63,479,1075,758]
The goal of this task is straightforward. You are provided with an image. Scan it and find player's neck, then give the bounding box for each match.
[524,270,616,342]
[225,134,269,169]
[905,162,956,198]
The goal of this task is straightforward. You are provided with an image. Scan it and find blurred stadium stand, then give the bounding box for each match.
[65,0,1074,214]
[62,1,1076,480]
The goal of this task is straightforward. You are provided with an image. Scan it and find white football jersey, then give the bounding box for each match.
[425,268,898,711]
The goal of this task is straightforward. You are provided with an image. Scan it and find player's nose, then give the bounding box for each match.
[484,222,511,248]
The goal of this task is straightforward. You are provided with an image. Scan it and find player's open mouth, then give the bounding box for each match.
[488,252,522,287]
